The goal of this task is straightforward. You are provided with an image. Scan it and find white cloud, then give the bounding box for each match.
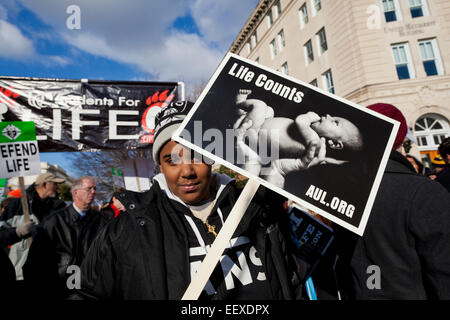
[46,55,71,66]
[16,0,257,85]
[0,19,35,60]
[0,5,73,67]
[190,0,257,50]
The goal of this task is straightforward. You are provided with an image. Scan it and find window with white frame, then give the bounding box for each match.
[409,0,429,18]
[299,3,309,29]
[246,41,251,55]
[316,27,328,55]
[270,39,277,59]
[311,0,321,16]
[391,43,415,80]
[267,10,273,28]
[281,62,289,75]
[419,39,443,76]
[277,29,286,51]
[273,0,282,20]
[415,114,449,149]
[304,40,314,65]
[322,69,334,94]
[251,32,258,50]
[382,0,401,22]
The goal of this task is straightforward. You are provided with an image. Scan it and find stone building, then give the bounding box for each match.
[230,0,450,165]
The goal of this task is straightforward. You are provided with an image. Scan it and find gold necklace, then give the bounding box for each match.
[189,200,218,238]
[205,221,217,238]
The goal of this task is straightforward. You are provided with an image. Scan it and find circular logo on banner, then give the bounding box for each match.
[140,90,175,143]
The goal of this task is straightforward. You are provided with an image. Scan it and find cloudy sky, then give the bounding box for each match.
[0,0,257,86]
[0,0,258,175]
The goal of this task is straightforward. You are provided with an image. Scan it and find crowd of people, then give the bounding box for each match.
[0,100,449,301]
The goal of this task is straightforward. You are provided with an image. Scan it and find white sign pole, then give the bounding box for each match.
[181,179,260,300]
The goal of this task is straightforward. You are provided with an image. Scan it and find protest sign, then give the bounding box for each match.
[111,167,125,189]
[174,53,399,236]
[0,121,41,178]
[0,77,181,152]
[288,204,334,259]
[0,121,40,247]
[0,178,6,199]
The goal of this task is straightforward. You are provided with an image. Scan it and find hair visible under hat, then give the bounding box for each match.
[367,103,407,150]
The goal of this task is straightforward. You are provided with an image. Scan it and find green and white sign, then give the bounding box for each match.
[0,178,6,199]
[111,167,125,188]
[0,121,41,178]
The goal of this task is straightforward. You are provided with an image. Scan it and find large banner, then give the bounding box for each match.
[174,53,399,235]
[0,77,179,152]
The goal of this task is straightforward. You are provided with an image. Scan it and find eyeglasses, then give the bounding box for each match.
[78,186,97,192]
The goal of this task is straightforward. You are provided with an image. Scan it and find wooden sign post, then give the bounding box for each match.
[0,121,41,248]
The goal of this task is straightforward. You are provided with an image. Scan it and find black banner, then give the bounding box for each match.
[0,77,179,152]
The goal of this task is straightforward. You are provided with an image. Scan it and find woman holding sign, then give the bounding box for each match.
[73,101,318,300]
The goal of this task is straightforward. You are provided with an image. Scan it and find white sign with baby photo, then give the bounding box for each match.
[173,53,399,236]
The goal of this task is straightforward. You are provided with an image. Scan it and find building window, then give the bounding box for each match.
[419,39,443,76]
[267,10,273,28]
[251,32,258,50]
[274,0,282,20]
[382,0,401,22]
[299,3,309,29]
[255,57,260,63]
[311,0,322,16]
[304,40,314,65]
[309,79,318,87]
[270,39,277,59]
[246,41,251,55]
[277,29,286,51]
[281,62,289,75]
[391,43,415,80]
[415,114,449,149]
[316,27,328,55]
[409,0,429,18]
[322,69,334,94]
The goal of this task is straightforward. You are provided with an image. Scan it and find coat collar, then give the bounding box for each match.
[386,150,417,174]
[68,204,94,222]
[152,172,233,208]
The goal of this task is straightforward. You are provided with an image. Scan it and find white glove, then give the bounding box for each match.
[16,220,35,239]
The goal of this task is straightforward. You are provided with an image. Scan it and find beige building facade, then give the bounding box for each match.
[231,0,450,165]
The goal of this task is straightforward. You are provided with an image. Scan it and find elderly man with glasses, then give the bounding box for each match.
[23,176,110,300]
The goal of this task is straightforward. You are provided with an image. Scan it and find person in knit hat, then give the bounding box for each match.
[367,103,407,150]
[73,100,316,300]
[334,102,450,300]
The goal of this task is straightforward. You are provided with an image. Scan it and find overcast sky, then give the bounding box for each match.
[0,0,257,87]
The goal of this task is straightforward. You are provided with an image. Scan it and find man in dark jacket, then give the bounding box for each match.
[335,103,450,299]
[75,101,313,300]
[0,173,66,284]
[24,176,109,299]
